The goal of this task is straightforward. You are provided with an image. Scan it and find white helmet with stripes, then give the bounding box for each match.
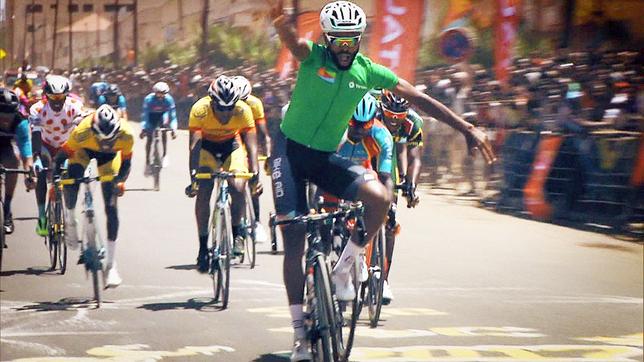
[232,76,252,101]
[92,104,121,140]
[320,1,367,34]
[208,75,241,109]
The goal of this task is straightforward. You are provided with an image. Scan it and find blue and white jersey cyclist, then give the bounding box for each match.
[0,88,35,234]
[337,93,393,182]
[140,82,178,174]
[98,84,128,120]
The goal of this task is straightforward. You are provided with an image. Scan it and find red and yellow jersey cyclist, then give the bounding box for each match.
[54,104,134,289]
[186,75,261,273]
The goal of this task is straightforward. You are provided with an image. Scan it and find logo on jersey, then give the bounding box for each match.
[318,67,337,83]
[348,81,368,90]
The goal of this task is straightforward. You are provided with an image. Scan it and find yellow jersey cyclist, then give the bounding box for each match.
[268,1,495,359]
[53,104,134,288]
[232,75,271,243]
[186,75,261,273]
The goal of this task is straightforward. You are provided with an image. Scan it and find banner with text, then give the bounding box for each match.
[494,0,520,85]
[367,0,425,83]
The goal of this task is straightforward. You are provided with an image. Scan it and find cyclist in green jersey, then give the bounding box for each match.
[268,1,495,359]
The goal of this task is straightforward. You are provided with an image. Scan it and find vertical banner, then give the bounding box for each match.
[367,0,425,83]
[494,0,519,85]
[275,12,322,79]
[523,135,563,220]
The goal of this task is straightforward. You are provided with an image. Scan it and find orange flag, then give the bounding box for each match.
[367,0,425,83]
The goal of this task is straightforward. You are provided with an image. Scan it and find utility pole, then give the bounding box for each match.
[113,0,120,65]
[52,0,59,68]
[133,0,138,65]
[68,0,72,69]
[178,0,184,34]
[30,0,35,65]
[200,0,209,59]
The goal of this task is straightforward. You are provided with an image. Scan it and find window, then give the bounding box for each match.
[26,4,43,13]
[68,4,79,12]
[83,4,94,12]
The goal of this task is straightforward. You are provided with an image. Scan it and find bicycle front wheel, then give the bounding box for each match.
[46,202,58,271]
[152,137,162,191]
[244,187,256,269]
[56,198,67,274]
[311,255,334,362]
[84,221,103,308]
[212,205,232,309]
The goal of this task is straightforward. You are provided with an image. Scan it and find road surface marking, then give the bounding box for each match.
[575,333,643,347]
[8,344,235,361]
[348,344,643,361]
[268,326,545,339]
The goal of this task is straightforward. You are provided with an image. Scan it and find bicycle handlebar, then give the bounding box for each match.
[195,171,255,180]
[270,202,363,227]
[0,167,32,175]
[58,174,115,185]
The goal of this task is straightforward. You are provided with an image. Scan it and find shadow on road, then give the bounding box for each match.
[137,297,224,312]
[0,266,55,277]
[125,187,157,192]
[13,216,38,221]
[14,297,105,311]
[252,353,289,362]
[257,251,284,256]
[165,264,197,271]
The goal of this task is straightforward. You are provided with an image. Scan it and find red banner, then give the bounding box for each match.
[494,0,520,85]
[275,12,322,79]
[523,135,563,220]
[367,0,425,83]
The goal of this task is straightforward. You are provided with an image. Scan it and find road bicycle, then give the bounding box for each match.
[270,202,365,362]
[60,169,115,308]
[237,183,257,269]
[45,171,67,274]
[194,170,253,309]
[0,166,32,272]
[148,127,173,191]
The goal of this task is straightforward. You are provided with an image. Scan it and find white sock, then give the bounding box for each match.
[289,304,306,339]
[66,208,76,224]
[107,240,116,267]
[333,240,363,274]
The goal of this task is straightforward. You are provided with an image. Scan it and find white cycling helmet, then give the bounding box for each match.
[232,76,252,101]
[44,75,71,95]
[320,1,367,34]
[92,104,121,140]
[152,81,170,94]
[208,75,241,109]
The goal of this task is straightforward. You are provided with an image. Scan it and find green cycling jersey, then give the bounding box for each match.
[281,40,399,152]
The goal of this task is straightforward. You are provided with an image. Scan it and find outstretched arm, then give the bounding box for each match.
[267,0,310,61]
[392,78,496,163]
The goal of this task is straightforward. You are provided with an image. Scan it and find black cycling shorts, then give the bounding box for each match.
[271,131,376,217]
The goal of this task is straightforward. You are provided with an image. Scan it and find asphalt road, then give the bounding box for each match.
[1,126,642,362]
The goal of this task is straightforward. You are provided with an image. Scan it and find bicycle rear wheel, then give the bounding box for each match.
[152,136,161,191]
[0,202,5,272]
[368,227,386,328]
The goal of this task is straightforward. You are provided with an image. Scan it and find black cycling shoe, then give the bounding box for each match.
[196,252,209,274]
[4,216,14,235]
